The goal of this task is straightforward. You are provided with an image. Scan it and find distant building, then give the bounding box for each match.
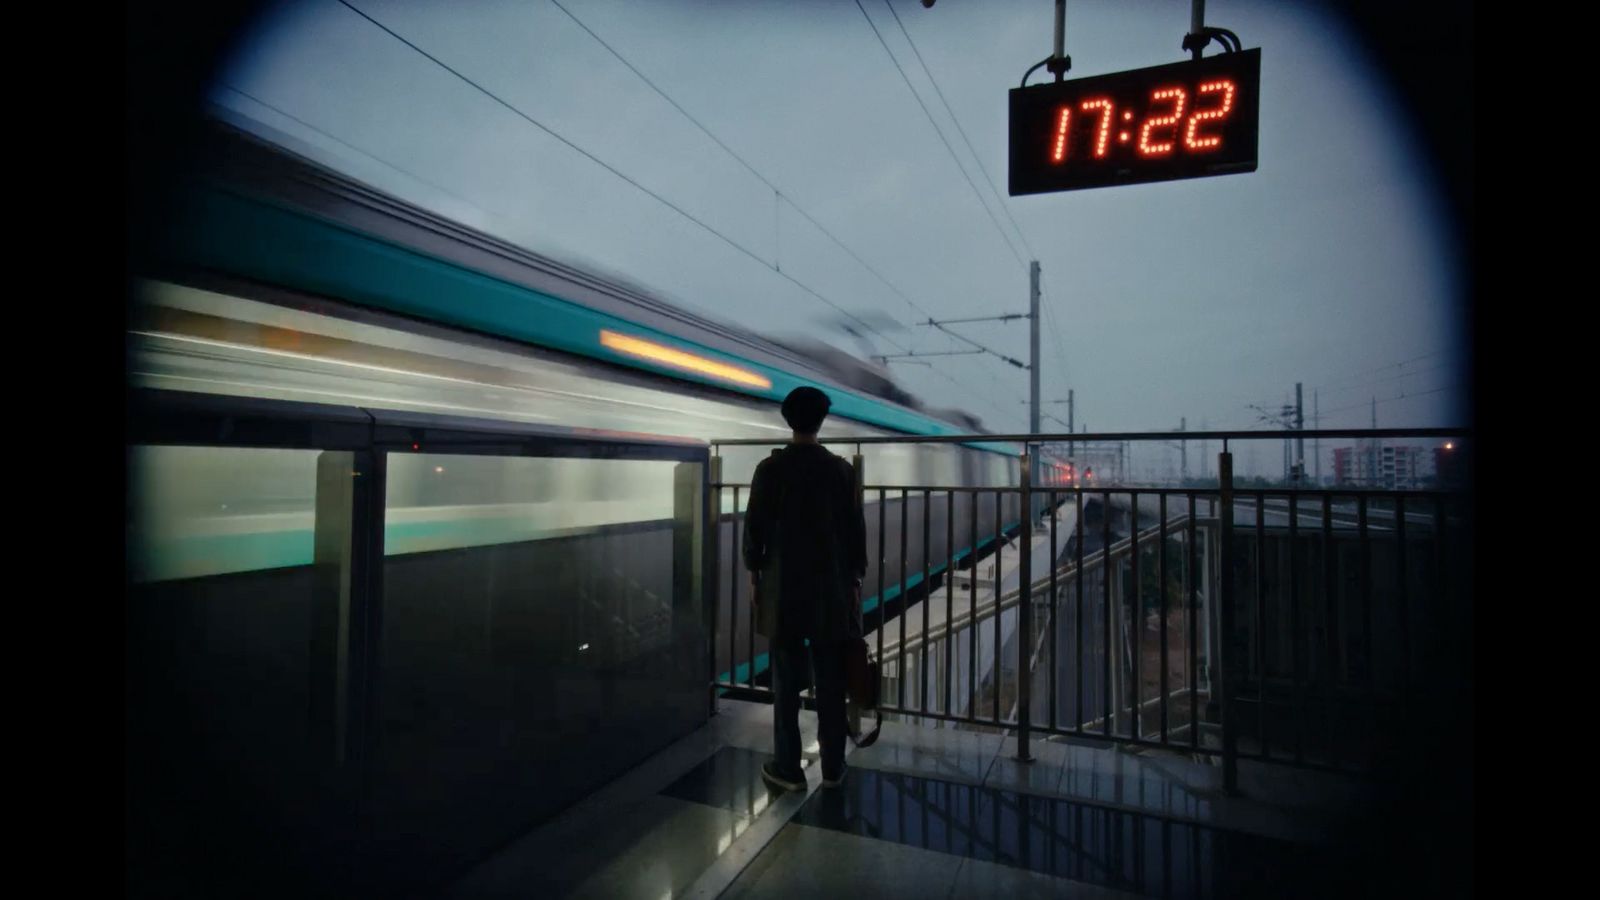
[1333,443,1431,489]
[1332,446,1358,485]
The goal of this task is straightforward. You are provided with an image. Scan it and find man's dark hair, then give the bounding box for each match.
[781,386,831,434]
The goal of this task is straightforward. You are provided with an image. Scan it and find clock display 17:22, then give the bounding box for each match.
[1008,49,1260,195]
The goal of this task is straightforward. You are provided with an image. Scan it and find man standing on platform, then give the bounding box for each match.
[744,386,867,791]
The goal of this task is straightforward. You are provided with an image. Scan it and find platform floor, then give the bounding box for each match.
[448,696,1380,899]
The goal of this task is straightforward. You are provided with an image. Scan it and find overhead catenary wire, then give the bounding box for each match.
[878,0,1078,419]
[853,0,1030,272]
[922,320,1028,369]
[1312,351,1450,391]
[1313,360,1454,396]
[218,92,1019,422]
[545,0,1033,414]
[548,0,936,332]
[880,0,1037,262]
[334,0,911,354]
[1315,384,1458,418]
[337,0,1035,419]
[1218,383,1458,430]
[1228,350,1453,412]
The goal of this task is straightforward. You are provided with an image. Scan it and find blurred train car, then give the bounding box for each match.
[127,121,1030,684]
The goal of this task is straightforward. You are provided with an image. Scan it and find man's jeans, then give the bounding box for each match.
[770,634,847,780]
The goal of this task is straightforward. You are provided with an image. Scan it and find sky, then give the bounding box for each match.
[211,0,1467,459]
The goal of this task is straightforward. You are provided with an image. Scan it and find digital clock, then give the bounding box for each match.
[1009,49,1260,195]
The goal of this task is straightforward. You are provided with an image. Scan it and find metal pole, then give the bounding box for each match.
[731,486,741,691]
[708,455,722,714]
[921,489,931,712]
[1030,262,1041,439]
[1313,391,1321,484]
[1029,261,1042,517]
[1067,389,1075,460]
[852,453,866,737]
[1053,0,1065,69]
[1295,382,1305,483]
[351,448,386,834]
[1017,451,1034,761]
[312,446,384,795]
[311,451,358,767]
[1284,424,1291,484]
[1217,448,1238,794]
[1189,0,1207,60]
[1180,416,1187,484]
[1049,0,1062,79]
[1370,397,1378,488]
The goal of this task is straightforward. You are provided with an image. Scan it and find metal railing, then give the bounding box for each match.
[708,428,1470,792]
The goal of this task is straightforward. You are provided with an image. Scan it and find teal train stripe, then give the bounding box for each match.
[167,186,1018,456]
[129,530,315,584]
[133,517,600,582]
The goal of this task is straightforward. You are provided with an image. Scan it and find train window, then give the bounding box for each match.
[385,453,679,555]
[128,445,321,582]
[936,445,959,486]
[712,446,770,516]
[852,445,882,487]
[717,446,770,488]
[885,444,914,486]
[989,454,1012,487]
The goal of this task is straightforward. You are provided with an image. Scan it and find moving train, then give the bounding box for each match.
[129,119,1037,586]
[127,118,1088,710]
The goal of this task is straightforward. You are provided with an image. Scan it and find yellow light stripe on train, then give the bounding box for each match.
[599,329,772,389]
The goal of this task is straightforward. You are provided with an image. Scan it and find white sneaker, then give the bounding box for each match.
[761,761,806,792]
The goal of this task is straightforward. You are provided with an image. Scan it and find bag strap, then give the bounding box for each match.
[846,638,882,748]
[848,707,882,748]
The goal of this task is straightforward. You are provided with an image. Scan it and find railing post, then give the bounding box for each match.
[311,444,383,848]
[1017,451,1033,761]
[850,452,865,738]
[351,448,385,854]
[676,457,710,714]
[311,450,361,770]
[1217,448,1238,794]
[707,453,722,716]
